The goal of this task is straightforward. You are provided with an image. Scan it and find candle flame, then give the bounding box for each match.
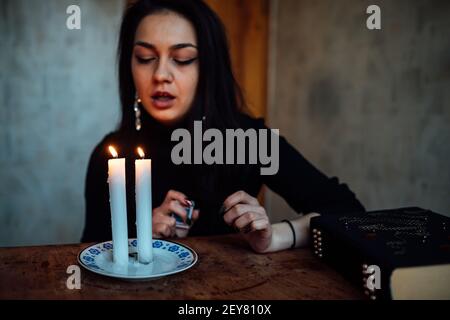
[137,147,145,159]
[109,146,118,158]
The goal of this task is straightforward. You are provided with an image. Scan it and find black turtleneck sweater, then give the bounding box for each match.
[81,112,364,243]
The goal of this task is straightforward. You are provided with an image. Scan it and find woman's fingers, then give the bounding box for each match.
[152,190,200,238]
[153,202,184,220]
[191,209,200,222]
[223,204,265,226]
[155,190,190,219]
[233,211,261,230]
[233,211,268,232]
[167,200,188,222]
[164,190,190,207]
[223,191,259,213]
[152,209,175,238]
[221,191,273,253]
[247,218,270,232]
[153,223,175,238]
[153,214,176,228]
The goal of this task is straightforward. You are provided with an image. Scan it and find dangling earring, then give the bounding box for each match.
[134,94,142,131]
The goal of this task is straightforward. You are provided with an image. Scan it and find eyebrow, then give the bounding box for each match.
[134,41,198,51]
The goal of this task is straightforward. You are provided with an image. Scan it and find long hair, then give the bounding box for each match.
[117,0,248,132]
[116,0,252,221]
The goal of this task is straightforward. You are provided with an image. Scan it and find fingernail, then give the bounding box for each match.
[220,205,229,215]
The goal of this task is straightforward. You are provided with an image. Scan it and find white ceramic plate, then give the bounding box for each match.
[78,239,197,280]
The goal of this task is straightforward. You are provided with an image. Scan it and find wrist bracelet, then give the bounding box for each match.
[282,219,296,249]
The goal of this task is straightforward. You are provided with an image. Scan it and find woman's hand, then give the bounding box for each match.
[152,190,199,238]
[222,191,272,253]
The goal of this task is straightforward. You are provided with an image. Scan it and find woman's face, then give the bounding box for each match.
[132,11,199,126]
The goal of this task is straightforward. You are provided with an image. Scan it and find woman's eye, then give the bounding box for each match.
[173,57,198,66]
[136,57,155,64]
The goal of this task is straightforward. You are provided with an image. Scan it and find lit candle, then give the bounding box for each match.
[108,146,129,266]
[135,147,153,264]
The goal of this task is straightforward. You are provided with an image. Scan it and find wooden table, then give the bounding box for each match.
[0,234,364,300]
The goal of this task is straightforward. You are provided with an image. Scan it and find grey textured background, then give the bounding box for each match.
[266,0,450,222]
[1,0,449,247]
[0,0,124,246]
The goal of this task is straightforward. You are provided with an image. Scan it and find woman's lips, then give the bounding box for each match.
[151,91,176,109]
[151,96,176,109]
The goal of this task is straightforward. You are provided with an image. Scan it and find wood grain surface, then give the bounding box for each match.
[0,234,364,300]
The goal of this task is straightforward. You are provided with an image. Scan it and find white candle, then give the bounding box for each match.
[107,146,129,266]
[135,147,153,264]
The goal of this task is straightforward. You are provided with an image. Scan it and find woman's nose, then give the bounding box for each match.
[153,59,173,83]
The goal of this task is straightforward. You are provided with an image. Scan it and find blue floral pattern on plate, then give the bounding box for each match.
[153,241,163,248]
[78,239,197,280]
[88,248,101,255]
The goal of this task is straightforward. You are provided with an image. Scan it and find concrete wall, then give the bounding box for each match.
[266,0,450,221]
[0,0,124,246]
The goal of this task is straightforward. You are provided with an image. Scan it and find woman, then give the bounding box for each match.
[81,0,364,253]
